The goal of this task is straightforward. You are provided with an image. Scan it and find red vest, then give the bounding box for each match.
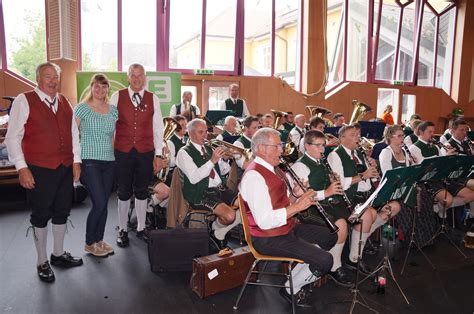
[115,89,155,153]
[22,91,73,169]
[242,161,295,237]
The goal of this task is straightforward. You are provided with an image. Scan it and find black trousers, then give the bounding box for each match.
[27,164,73,228]
[115,148,154,201]
[252,224,337,274]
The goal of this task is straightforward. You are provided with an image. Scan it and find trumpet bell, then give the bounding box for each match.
[305,105,333,127]
[162,117,179,141]
[271,109,288,129]
[349,100,372,125]
[209,139,252,161]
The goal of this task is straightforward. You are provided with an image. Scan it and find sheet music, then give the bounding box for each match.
[353,178,387,216]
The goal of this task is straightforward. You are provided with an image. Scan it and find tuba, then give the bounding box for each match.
[208,139,253,161]
[349,100,372,125]
[306,105,333,127]
[157,117,180,182]
[270,109,288,129]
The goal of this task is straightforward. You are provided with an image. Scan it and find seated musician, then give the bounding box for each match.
[164,115,188,185]
[176,119,240,248]
[261,113,274,128]
[440,118,455,145]
[240,128,337,307]
[447,119,473,156]
[289,114,306,148]
[332,113,346,127]
[215,115,238,142]
[327,125,401,275]
[379,125,411,175]
[291,130,353,287]
[404,119,422,147]
[279,111,295,132]
[233,115,259,170]
[299,116,325,153]
[409,121,474,215]
[403,114,421,136]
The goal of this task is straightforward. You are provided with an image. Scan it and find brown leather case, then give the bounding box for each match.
[191,246,255,298]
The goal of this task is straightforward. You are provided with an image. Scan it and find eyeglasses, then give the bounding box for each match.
[393,134,405,138]
[261,143,284,149]
[307,143,326,148]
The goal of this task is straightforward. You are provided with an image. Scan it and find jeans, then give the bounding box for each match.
[81,159,116,245]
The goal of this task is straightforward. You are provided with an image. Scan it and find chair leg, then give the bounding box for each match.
[288,261,296,314]
[233,259,260,310]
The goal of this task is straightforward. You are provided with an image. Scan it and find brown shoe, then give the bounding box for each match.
[97,241,114,255]
[84,243,108,257]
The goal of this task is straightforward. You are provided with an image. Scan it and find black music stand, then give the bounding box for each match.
[359,121,386,141]
[325,126,342,137]
[205,110,233,125]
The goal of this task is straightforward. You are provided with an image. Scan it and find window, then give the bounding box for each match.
[3,0,46,81]
[377,88,399,124]
[81,0,118,71]
[435,6,456,93]
[327,0,344,89]
[396,1,416,82]
[122,0,156,71]
[417,5,437,86]
[401,94,416,124]
[374,0,399,81]
[347,0,368,82]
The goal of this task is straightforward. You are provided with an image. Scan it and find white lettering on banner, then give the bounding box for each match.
[448,167,463,180]
[421,170,437,181]
[391,184,408,200]
[147,76,172,103]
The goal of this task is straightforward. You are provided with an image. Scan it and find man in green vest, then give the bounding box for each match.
[216,115,238,142]
[327,125,401,275]
[164,114,188,185]
[176,119,240,249]
[409,121,473,216]
[169,91,200,121]
[234,116,259,170]
[292,130,353,287]
[278,111,295,132]
[403,119,422,147]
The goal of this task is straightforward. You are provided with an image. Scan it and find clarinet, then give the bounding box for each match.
[279,157,339,233]
[320,157,354,214]
[401,143,416,165]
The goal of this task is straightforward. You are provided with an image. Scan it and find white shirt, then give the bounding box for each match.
[5,87,81,171]
[239,156,288,230]
[110,87,164,155]
[290,126,305,147]
[440,129,452,145]
[166,134,186,168]
[327,145,372,192]
[291,153,326,201]
[176,140,230,188]
[403,135,415,147]
[215,130,237,142]
[233,134,251,169]
[218,98,250,116]
[169,103,201,117]
[379,146,409,176]
[408,139,445,164]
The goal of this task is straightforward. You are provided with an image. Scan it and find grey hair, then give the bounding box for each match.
[229,83,239,89]
[224,115,237,124]
[36,62,61,81]
[251,127,280,153]
[128,63,146,76]
[187,118,206,133]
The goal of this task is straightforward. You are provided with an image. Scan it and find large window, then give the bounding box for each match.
[328,0,457,94]
[2,0,46,81]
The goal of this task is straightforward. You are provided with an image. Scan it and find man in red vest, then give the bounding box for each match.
[5,62,83,282]
[240,128,337,308]
[110,64,165,246]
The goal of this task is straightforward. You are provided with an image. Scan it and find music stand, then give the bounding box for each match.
[325,126,342,137]
[205,110,234,125]
[421,155,473,259]
[222,135,240,144]
[359,121,386,141]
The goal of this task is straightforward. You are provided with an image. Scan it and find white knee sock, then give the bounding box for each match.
[286,263,319,294]
[329,243,344,272]
[117,199,131,231]
[349,230,369,263]
[213,210,241,240]
[369,215,386,236]
[285,263,309,294]
[33,226,48,265]
[135,198,148,232]
[52,223,66,257]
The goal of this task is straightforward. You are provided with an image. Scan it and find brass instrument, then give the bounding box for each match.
[271,109,297,159]
[306,105,334,127]
[208,139,252,161]
[320,157,353,214]
[358,137,375,153]
[157,117,180,181]
[278,157,339,233]
[349,100,372,125]
[325,133,340,146]
[271,109,288,129]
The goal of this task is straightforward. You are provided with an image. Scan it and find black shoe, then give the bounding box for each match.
[50,252,83,268]
[136,230,149,243]
[328,267,354,287]
[210,231,228,250]
[363,238,379,255]
[116,230,129,247]
[279,287,313,308]
[37,261,55,282]
[346,260,373,276]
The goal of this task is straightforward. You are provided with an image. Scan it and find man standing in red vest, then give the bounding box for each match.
[110,64,165,247]
[239,128,337,308]
[5,62,83,282]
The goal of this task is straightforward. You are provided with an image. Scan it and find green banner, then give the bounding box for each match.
[76,71,182,117]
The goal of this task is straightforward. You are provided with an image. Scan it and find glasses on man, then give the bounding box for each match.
[307,143,326,148]
[261,143,284,149]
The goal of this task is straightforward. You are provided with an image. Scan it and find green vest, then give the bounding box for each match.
[283,122,295,132]
[444,133,452,141]
[413,140,438,158]
[221,130,232,139]
[236,135,251,149]
[409,133,418,144]
[175,103,197,117]
[169,134,186,157]
[182,143,223,205]
[403,126,413,136]
[334,145,366,199]
[298,154,330,191]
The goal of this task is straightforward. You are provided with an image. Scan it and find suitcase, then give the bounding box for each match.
[191,246,255,298]
[148,227,209,272]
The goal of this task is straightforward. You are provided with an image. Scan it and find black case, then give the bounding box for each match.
[147,228,210,272]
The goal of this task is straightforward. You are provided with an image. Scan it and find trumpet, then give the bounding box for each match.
[325,133,340,146]
[279,157,339,233]
[208,139,252,161]
[320,157,353,214]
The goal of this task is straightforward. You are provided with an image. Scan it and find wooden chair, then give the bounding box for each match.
[233,194,304,314]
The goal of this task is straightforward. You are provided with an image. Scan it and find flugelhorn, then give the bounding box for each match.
[208,139,252,161]
[270,109,288,129]
[157,117,180,181]
[349,100,372,125]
